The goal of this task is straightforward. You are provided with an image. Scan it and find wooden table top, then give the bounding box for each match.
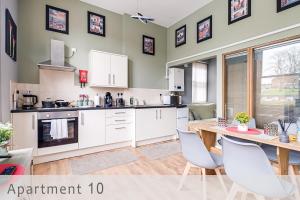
[189,119,300,152]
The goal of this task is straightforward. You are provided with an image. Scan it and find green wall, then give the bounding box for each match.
[167,0,300,64]
[18,0,167,89]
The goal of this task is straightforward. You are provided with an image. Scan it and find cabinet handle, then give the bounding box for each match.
[113,74,115,85]
[156,110,158,120]
[160,110,162,119]
[32,115,35,130]
[81,113,84,126]
[108,74,111,85]
[115,127,126,130]
[115,112,126,114]
[115,120,126,122]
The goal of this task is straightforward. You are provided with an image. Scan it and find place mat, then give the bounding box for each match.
[226,127,262,135]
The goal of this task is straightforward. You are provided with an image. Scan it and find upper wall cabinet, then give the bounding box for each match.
[89,50,128,88]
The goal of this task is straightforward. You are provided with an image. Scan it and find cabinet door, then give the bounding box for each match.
[89,51,111,87]
[135,109,158,141]
[12,113,38,156]
[79,110,106,149]
[157,108,177,137]
[110,54,128,88]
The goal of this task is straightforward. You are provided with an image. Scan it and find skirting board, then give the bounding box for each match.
[33,141,131,164]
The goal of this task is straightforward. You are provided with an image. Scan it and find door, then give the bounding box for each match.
[157,108,177,137]
[79,110,106,148]
[12,113,38,156]
[89,51,111,87]
[110,54,128,88]
[135,109,158,141]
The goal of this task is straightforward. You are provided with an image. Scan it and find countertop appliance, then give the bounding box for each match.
[169,68,184,92]
[163,95,182,106]
[177,107,189,132]
[22,93,38,110]
[42,98,55,108]
[104,92,113,108]
[37,111,78,149]
[116,93,125,107]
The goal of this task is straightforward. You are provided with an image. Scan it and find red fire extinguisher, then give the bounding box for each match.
[79,70,88,88]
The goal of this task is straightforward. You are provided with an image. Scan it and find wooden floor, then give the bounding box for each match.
[33,141,202,175]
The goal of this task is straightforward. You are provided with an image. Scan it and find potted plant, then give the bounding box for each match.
[235,112,250,132]
[0,123,13,155]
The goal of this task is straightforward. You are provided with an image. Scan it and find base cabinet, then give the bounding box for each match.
[135,108,176,142]
[79,110,106,149]
[12,113,38,156]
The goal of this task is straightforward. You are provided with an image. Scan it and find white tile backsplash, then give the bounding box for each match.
[11,69,169,107]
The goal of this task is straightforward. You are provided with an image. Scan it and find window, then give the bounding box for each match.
[254,41,300,128]
[192,62,207,103]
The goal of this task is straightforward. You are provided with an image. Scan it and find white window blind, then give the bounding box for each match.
[192,62,207,103]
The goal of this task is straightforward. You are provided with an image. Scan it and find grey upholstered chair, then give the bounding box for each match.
[177,129,227,197]
[222,136,295,200]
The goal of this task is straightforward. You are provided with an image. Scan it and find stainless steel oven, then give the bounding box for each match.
[38,111,78,148]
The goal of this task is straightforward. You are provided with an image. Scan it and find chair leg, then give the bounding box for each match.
[288,165,300,200]
[226,183,239,200]
[215,168,228,195]
[201,168,207,200]
[177,162,191,190]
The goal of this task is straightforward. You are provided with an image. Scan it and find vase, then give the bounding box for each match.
[0,141,9,156]
[238,124,248,132]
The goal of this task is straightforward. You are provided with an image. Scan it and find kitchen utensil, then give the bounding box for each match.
[42,98,56,108]
[55,100,70,107]
[22,92,38,110]
[116,93,125,107]
[104,92,113,108]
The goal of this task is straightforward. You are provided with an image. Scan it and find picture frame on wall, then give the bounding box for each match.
[143,35,155,55]
[228,0,251,24]
[277,0,300,12]
[87,11,106,37]
[197,16,212,43]
[5,9,17,61]
[175,25,186,47]
[46,5,69,34]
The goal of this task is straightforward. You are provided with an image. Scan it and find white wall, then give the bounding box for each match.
[0,0,18,122]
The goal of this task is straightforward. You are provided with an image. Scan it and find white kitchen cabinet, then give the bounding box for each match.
[79,110,106,149]
[135,108,176,142]
[89,50,128,88]
[12,112,38,156]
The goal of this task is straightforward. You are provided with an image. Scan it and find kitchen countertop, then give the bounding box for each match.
[11,104,187,113]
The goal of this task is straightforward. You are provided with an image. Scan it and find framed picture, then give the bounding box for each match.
[197,16,212,43]
[143,35,155,55]
[5,9,17,61]
[277,0,300,12]
[175,25,186,47]
[88,11,105,37]
[228,0,251,24]
[46,5,69,34]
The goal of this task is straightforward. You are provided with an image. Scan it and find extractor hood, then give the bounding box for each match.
[38,39,76,72]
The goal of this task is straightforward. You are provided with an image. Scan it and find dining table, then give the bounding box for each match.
[188,119,300,175]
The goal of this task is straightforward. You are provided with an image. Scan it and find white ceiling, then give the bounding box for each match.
[81,0,213,27]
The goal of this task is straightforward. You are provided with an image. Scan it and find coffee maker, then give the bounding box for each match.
[104,92,113,108]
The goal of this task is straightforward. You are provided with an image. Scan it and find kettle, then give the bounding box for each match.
[22,92,38,109]
[104,92,113,108]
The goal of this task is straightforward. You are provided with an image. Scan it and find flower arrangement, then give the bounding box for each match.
[0,123,13,144]
[234,112,250,124]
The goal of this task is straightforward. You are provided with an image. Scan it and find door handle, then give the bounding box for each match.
[81,113,84,126]
[32,115,35,130]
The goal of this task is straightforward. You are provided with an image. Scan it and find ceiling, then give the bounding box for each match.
[81,0,213,27]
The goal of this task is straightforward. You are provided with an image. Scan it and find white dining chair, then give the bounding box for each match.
[222,136,295,200]
[177,129,228,199]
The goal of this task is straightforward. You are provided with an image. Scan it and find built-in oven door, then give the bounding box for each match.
[38,115,78,148]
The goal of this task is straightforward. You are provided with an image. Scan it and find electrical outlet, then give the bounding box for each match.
[71,48,77,53]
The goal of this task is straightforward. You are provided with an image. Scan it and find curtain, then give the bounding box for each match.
[192,62,207,103]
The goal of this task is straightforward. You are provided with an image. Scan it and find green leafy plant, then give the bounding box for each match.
[234,112,250,124]
[0,123,13,144]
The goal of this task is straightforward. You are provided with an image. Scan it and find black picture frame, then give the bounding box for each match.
[175,25,186,47]
[143,35,155,56]
[197,16,212,43]
[228,0,251,25]
[277,0,300,12]
[87,11,106,37]
[46,5,69,34]
[5,9,17,61]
